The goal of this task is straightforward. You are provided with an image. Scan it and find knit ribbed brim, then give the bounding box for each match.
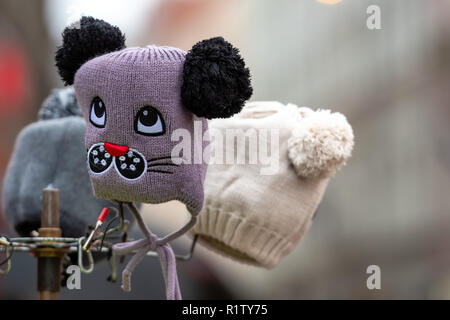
[193,178,329,269]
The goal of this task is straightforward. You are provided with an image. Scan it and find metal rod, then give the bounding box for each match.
[10,237,79,243]
[37,187,64,300]
[41,186,59,228]
[0,235,199,260]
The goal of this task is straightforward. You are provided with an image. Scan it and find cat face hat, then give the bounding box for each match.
[55,17,252,215]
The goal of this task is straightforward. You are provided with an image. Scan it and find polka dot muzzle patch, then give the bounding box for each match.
[87,143,147,180]
[114,150,146,180]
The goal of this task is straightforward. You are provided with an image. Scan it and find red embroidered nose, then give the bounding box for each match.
[104,142,129,157]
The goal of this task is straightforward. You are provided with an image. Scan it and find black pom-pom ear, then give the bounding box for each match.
[181,37,253,119]
[55,16,126,86]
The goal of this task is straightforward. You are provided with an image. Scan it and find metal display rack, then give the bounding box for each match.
[0,187,197,299]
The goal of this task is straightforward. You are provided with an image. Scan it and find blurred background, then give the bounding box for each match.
[0,0,450,299]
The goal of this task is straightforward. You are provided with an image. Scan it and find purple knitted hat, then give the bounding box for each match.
[55,17,253,216]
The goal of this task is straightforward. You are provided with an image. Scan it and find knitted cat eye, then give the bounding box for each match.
[89,97,106,128]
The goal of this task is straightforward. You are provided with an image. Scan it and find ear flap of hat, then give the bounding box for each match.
[181,37,253,119]
[55,16,126,86]
[287,109,354,178]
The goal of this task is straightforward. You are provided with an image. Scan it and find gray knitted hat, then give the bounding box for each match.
[2,87,112,237]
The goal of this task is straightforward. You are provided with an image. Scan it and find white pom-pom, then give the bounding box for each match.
[287,109,354,178]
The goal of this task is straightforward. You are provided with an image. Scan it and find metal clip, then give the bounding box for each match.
[177,234,198,261]
[0,237,12,275]
[78,237,94,274]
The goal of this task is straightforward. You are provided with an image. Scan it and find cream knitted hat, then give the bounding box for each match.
[191,101,354,269]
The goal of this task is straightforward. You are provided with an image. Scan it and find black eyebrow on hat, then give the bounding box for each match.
[147,169,173,174]
[147,162,179,167]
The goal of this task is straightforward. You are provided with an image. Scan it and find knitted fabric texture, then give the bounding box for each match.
[2,88,112,237]
[58,16,252,300]
[191,101,354,269]
[74,46,209,215]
